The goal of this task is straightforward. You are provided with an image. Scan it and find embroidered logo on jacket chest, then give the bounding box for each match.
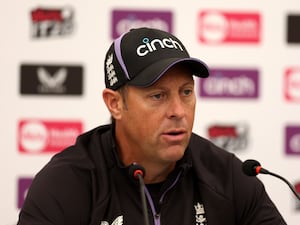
[194,202,207,225]
[100,215,123,225]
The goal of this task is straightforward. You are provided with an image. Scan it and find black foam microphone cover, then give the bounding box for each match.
[128,163,146,179]
[242,159,261,176]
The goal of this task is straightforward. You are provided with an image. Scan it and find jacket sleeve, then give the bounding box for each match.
[231,156,287,225]
[17,164,92,225]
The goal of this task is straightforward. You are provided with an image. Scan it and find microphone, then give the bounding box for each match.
[129,163,150,225]
[242,159,300,201]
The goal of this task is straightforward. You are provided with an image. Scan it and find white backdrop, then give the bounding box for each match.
[1,1,300,224]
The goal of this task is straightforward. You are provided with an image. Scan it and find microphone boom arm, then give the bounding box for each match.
[242,160,300,201]
[265,170,300,201]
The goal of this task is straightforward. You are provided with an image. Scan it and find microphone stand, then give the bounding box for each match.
[129,163,150,225]
[136,173,150,225]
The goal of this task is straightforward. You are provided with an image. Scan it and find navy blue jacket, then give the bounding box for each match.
[17,125,286,225]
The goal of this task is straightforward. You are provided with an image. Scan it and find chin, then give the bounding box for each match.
[163,148,186,162]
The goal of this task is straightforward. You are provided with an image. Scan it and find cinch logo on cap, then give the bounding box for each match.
[136,37,184,56]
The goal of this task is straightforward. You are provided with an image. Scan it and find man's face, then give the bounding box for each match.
[116,64,196,167]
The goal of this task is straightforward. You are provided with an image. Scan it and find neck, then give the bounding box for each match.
[142,162,175,184]
[114,123,176,184]
[122,150,176,184]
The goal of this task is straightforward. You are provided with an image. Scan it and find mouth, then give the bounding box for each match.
[161,129,187,142]
[166,130,185,135]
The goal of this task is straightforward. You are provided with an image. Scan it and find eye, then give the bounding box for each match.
[151,92,165,100]
[182,88,193,96]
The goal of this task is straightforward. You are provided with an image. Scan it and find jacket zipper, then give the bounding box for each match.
[144,171,183,225]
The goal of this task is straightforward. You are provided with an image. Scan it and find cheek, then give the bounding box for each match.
[125,106,156,131]
[190,104,196,118]
[186,103,196,128]
[128,100,162,124]
[130,112,163,142]
[135,113,159,132]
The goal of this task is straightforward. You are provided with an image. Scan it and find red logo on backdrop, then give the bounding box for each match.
[198,11,261,44]
[18,119,83,153]
[207,123,248,152]
[30,7,74,38]
[284,68,300,102]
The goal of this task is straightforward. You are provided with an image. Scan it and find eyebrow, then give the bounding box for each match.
[148,80,195,91]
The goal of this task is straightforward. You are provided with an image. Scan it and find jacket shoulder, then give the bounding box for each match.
[189,133,244,196]
[19,125,114,224]
[189,133,235,167]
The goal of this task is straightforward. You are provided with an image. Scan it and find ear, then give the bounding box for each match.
[102,88,123,120]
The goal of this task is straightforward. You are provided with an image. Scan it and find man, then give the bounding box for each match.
[17,27,286,225]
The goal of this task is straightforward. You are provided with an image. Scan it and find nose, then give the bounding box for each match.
[166,95,185,119]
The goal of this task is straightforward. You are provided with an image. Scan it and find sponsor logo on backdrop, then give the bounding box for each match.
[287,15,300,43]
[207,123,249,152]
[198,11,261,44]
[30,6,75,38]
[285,126,300,155]
[284,68,300,102]
[17,177,33,209]
[18,119,83,154]
[199,68,259,99]
[295,182,300,210]
[20,64,83,95]
[111,9,173,39]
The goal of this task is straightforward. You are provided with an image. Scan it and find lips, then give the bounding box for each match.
[166,130,185,135]
[161,129,187,142]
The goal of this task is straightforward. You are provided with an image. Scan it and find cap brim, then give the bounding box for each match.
[127,57,210,87]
